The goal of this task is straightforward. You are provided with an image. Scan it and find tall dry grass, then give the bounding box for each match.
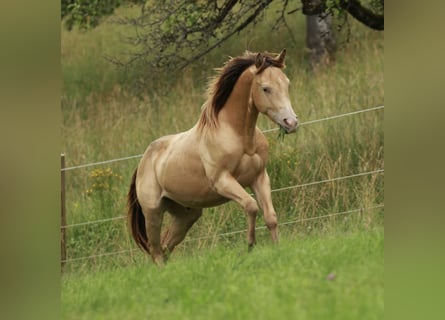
[61,5,383,270]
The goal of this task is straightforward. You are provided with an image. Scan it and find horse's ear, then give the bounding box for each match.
[255,53,264,68]
[277,48,287,64]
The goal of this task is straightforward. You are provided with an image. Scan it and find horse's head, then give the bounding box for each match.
[251,49,298,134]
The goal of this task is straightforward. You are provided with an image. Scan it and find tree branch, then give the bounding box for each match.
[177,0,273,69]
[341,0,383,30]
[301,0,384,30]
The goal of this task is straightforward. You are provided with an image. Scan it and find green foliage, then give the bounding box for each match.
[109,0,275,72]
[61,0,144,30]
[326,0,343,18]
[277,126,288,140]
[85,167,123,214]
[363,0,384,14]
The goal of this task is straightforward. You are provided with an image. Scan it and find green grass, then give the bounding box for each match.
[62,227,383,320]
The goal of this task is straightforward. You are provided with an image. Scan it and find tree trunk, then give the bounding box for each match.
[306,13,336,69]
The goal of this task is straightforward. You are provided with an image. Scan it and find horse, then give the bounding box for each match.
[127,49,298,265]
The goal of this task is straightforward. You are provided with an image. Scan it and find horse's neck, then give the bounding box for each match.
[218,70,259,151]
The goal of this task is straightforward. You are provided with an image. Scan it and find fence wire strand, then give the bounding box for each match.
[61,105,384,171]
[62,168,384,229]
[61,154,143,172]
[61,215,126,229]
[61,204,384,263]
[262,105,384,133]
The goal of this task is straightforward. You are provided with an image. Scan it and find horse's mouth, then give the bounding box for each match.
[267,110,298,134]
[278,115,298,134]
[279,123,298,134]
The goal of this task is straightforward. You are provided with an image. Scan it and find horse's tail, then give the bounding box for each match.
[127,168,150,255]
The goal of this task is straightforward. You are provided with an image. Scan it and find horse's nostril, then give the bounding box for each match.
[284,118,295,127]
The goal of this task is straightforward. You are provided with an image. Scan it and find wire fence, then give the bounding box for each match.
[61,105,384,172]
[60,104,384,265]
[61,204,384,263]
[62,168,384,230]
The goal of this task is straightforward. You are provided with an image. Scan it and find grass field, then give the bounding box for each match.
[62,227,383,320]
[61,2,383,318]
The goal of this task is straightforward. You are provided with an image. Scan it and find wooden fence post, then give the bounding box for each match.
[61,153,67,271]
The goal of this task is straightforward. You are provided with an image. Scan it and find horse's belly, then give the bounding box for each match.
[169,193,230,209]
[163,178,229,209]
[160,160,229,208]
[165,153,264,207]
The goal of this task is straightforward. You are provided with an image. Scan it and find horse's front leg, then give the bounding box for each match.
[251,169,278,243]
[212,171,259,249]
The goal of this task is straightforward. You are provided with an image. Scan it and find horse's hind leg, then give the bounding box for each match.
[162,200,202,255]
[143,207,166,265]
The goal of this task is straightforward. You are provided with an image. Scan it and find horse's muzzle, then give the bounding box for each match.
[282,117,298,133]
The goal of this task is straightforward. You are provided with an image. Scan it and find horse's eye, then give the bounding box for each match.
[262,87,270,93]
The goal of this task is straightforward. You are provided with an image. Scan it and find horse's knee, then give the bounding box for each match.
[266,218,278,230]
[264,213,278,242]
[264,210,278,228]
[244,199,259,217]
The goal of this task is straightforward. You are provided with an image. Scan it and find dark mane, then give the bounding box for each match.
[211,55,256,116]
[198,51,284,130]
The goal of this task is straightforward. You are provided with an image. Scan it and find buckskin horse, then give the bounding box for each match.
[127,49,298,265]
